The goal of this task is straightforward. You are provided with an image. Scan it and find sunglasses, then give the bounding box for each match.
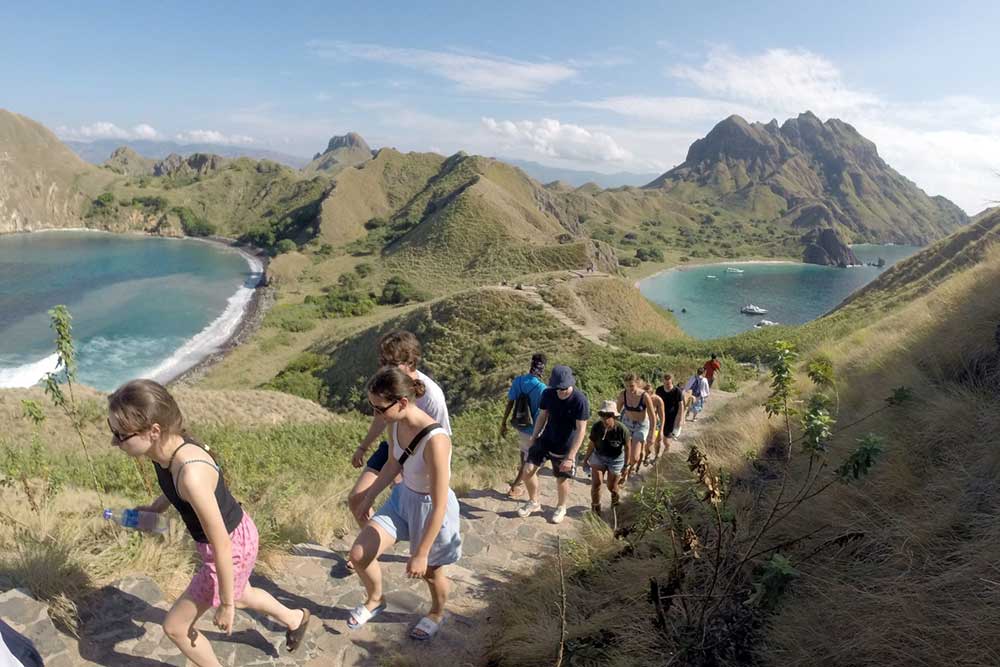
[369,399,399,415]
[107,418,141,443]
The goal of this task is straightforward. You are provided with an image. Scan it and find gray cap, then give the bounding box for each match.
[548,364,575,389]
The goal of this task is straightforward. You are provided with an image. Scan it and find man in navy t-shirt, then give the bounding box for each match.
[516,364,590,524]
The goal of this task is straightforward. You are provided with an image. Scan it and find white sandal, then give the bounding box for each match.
[347,599,386,630]
[409,615,444,640]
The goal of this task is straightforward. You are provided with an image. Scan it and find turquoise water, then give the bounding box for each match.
[639,245,921,339]
[0,231,261,391]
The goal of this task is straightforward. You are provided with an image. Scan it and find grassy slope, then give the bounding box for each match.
[482,210,1000,666]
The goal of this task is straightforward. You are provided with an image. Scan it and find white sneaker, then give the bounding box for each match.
[551,506,567,524]
[517,500,541,518]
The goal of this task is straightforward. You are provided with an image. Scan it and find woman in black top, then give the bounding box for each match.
[108,380,310,665]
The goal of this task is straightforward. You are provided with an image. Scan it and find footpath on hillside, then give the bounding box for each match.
[2,390,733,667]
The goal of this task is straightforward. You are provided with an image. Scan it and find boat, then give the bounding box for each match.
[705,275,717,279]
[754,319,779,328]
[726,267,744,274]
[740,304,768,315]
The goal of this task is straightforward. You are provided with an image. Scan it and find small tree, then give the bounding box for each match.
[379,275,427,305]
[275,239,297,255]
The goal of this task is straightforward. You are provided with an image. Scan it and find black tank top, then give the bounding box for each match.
[154,439,243,544]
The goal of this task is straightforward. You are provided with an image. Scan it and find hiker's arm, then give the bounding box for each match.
[353,415,388,467]
[582,433,596,462]
[529,409,549,444]
[136,494,169,513]
[563,419,590,466]
[674,397,684,431]
[500,399,514,438]
[410,436,451,577]
[644,400,656,444]
[354,455,402,523]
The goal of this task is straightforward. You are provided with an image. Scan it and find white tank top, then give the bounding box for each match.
[391,422,449,494]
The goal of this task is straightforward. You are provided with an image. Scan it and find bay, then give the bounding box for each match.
[0,231,260,391]
[638,245,921,339]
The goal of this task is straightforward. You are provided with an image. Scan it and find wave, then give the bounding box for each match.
[0,353,60,388]
[142,252,264,383]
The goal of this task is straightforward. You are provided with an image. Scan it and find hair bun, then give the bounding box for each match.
[412,378,427,398]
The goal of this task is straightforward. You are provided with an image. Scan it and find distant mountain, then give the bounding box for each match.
[647,112,968,245]
[65,138,311,169]
[972,206,999,223]
[500,158,660,189]
[303,132,373,174]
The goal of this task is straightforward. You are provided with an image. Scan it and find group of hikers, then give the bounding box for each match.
[103,330,721,664]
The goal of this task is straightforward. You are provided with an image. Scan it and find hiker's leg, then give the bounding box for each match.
[163,593,221,667]
[556,475,571,508]
[423,565,449,622]
[237,585,303,630]
[349,523,396,608]
[631,437,644,470]
[522,463,540,502]
[591,467,605,506]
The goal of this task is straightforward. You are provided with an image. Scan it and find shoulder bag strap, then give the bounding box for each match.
[397,422,444,467]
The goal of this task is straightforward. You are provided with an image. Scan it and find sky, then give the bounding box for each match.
[1,1,998,213]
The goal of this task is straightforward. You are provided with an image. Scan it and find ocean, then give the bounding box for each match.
[0,231,261,391]
[638,244,921,339]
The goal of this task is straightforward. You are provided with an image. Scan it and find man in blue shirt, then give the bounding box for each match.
[500,353,547,498]
[517,365,590,524]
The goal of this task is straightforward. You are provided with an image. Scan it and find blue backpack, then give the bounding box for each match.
[691,376,703,397]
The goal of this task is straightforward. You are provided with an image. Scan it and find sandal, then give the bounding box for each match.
[409,614,445,640]
[347,599,386,631]
[285,608,311,652]
[507,483,525,499]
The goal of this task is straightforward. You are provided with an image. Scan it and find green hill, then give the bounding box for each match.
[647,112,968,246]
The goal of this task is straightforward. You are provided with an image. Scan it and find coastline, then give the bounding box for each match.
[633,259,801,288]
[0,227,272,390]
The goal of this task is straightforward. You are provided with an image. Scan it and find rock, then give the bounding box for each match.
[0,589,74,667]
[801,227,860,267]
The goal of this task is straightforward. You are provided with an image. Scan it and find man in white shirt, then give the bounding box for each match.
[684,368,710,421]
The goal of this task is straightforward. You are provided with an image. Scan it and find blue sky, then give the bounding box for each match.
[1,1,998,212]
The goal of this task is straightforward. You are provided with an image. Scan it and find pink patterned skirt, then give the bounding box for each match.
[185,511,259,608]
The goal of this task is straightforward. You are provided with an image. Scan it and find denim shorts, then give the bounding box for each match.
[371,484,463,567]
[588,451,625,475]
[621,414,650,441]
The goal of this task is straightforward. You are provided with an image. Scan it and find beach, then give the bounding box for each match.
[633,259,800,288]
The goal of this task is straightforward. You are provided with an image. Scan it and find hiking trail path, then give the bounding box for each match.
[4,390,735,667]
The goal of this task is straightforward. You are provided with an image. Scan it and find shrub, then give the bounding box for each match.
[172,206,216,237]
[618,256,640,267]
[275,239,297,255]
[635,247,664,262]
[306,289,375,317]
[378,275,428,305]
[132,196,168,213]
[264,303,320,332]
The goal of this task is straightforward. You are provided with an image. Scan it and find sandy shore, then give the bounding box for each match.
[634,259,801,288]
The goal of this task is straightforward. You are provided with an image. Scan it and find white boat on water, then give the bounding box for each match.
[706,275,717,279]
[726,267,744,274]
[754,319,779,328]
[740,304,768,315]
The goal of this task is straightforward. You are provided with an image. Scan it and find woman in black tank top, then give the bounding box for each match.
[108,380,310,663]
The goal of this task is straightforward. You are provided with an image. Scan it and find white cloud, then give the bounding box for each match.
[482,117,631,163]
[131,123,160,139]
[175,130,255,145]
[670,47,881,117]
[308,40,576,95]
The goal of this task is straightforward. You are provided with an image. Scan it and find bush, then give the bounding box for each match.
[354,262,372,277]
[618,256,640,267]
[306,289,375,317]
[275,239,297,255]
[172,206,216,237]
[264,303,320,332]
[378,275,428,305]
[132,196,168,213]
[635,247,665,262]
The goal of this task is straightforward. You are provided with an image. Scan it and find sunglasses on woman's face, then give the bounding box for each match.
[107,418,141,444]
[369,399,399,416]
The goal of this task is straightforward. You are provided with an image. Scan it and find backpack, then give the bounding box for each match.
[690,376,703,398]
[511,377,538,429]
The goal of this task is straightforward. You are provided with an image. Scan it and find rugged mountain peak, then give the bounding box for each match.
[152,152,227,177]
[104,146,154,176]
[324,132,370,154]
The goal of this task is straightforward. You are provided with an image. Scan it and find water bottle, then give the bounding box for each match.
[103,508,169,534]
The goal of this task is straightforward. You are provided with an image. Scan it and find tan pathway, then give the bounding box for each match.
[19,391,734,667]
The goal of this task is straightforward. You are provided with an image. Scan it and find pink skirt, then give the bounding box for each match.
[185,512,259,608]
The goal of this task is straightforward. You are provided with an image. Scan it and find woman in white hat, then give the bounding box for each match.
[580,400,630,514]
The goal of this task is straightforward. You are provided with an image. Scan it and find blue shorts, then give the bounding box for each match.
[621,415,650,441]
[588,451,625,475]
[365,441,390,472]
[371,484,462,567]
